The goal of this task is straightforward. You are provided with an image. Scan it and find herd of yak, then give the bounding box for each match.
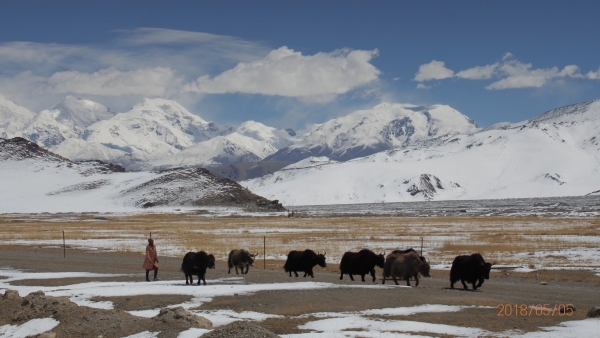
[181,248,494,290]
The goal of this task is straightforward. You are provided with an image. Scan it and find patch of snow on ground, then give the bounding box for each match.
[361,304,490,316]
[177,328,211,338]
[284,314,491,337]
[0,270,393,310]
[512,319,600,337]
[191,309,283,327]
[122,331,159,338]
[0,318,60,338]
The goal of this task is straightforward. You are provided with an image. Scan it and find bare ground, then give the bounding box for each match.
[1,246,599,337]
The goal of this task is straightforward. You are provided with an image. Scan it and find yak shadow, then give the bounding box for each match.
[442,287,483,292]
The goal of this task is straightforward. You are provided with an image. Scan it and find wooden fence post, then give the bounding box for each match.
[63,231,66,258]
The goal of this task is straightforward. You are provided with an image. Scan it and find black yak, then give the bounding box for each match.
[339,249,385,282]
[450,253,493,290]
[181,251,216,285]
[284,250,326,278]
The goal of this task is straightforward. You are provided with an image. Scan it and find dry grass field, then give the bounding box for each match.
[1,213,599,269]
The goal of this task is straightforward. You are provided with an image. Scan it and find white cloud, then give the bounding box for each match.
[586,67,600,80]
[416,83,431,90]
[486,59,582,90]
[455,63,499,80]
[413,60,454,82]
[414,53,594,91]
[115,27,269,65]
[47,67,180,96]
[184,47,381,98]
[0,28,271,112]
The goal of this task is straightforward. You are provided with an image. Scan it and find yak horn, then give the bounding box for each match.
[323,251,326,256]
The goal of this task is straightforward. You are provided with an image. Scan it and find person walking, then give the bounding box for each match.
[142,238,159,281]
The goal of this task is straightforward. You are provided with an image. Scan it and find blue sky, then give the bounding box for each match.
[1,1,599,129]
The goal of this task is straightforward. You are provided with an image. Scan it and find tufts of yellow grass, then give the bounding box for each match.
[0,214,598,268]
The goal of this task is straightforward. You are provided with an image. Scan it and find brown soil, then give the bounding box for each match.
[1,246,599,337]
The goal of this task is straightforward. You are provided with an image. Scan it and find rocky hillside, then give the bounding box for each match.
[0,137,284,213]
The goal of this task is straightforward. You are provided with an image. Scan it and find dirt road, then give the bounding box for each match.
[1,246,599,337]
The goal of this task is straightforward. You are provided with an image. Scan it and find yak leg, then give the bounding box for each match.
[392,276,399,285]
[189,275,194,285]
[414,274,420,287]
[235,266,239,274]
[450,281,455,289]
[476,277,484,288]
[308,269,314,278]
[461,279,468,290]
[202,277,207,286]
[228,266,231,274]
[370,269,376,283]
[472,282,478,291]
[349,274,355,281]
[339,272,344,280]
[244,265,250,274]
[382,275,386,285]
[294,271,299,277]
[405,277,411,287]
[360,274,366,282]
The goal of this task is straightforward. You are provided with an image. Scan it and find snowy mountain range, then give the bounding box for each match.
[244,98,600,205]
[2,93,600,207]
[265,103,479,162]
[1,95,476,172]
[0,137,284,213]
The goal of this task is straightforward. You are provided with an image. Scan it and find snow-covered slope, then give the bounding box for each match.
[21,96,115,149]
[266,103,479,162]
[147,132,278,169]
[235,121,296,149]
[70,98,227,169]
[0,95,35,139]
[245,99,600,205]
[0,137,284,213]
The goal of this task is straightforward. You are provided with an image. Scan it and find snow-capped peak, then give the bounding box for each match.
[51,95,115,129]
[132,98,210,125]
[235,120,295,148]
[0,94,35,138]
[266,102,480,162]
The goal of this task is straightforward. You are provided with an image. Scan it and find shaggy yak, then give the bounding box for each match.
[382,252,431,286]
[181,251,216,285]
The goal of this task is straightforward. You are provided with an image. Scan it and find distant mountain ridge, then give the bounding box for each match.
[1,95,481,173]
[244,98,600,205]
[265,103,479,162]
